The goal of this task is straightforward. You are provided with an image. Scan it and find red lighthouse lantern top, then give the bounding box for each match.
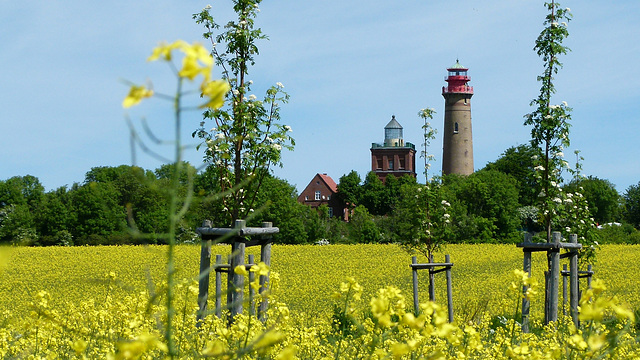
[442,59,474,95]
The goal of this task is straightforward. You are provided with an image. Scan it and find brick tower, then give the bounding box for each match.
[370,115,416,182]
[442,60,474,175]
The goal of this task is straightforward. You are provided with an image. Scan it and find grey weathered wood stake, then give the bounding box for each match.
[409,255,454,323]
[258,222,272,322]
[248,254,255,316]
[197,219,278,325]
[226,253,233,313]
[428,254,436,302]
[215,254,223,318]
[544,270,549,323]
[521,232,532,333]
[569,234,579,327]
[229,220,246,321]
[197,220,213,324]
[412,256,419,315]
[546,232,561,323]
[562,264,568,316]
[445,254,453,323]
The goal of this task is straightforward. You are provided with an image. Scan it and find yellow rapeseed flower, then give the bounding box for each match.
[390,342,410,358]
[181,42,213,67]
[122,85,153,108]
[234,265,249,277]
[147,40,186,62]
[250,262,270,277]
[202,339,228,357]
[70,339,87,355]
[253,330,285,350]
[201,80,230,109]
[275,346,296,360]
[587,333,606,352]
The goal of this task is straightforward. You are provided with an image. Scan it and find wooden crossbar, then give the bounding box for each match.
[410,262,453,270]
[517,242,582,251]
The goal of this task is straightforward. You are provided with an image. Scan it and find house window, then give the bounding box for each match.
[388,159,394,170]
[454,122,459,134]
[315,191,321,200]
[399,157,405,170]
[376,158,383,169]
[328,207,334,217]
[327,195,331,200]
[305,196,308,201]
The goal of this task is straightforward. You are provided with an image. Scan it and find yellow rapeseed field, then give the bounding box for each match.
[0,244,638,358]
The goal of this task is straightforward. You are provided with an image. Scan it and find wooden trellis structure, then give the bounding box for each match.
[196,220,277,323]
[518,232,590,332]
[410,254,454,322]
[562,263,593,318]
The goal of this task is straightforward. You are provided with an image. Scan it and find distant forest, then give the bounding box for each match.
[1,145,639,246]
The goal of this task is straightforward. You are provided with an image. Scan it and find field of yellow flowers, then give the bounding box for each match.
[0,244,639,358]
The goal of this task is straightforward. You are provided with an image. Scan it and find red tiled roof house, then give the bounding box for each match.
[297,173,342,218]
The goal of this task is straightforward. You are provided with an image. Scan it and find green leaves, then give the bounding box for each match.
[193,1,294,225]
[524,1,576,242]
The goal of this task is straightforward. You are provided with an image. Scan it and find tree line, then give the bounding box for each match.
[1,145,639,246]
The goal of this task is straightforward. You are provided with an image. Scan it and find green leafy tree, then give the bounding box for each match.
[249,174,308,244]
[193,1,294,226]
[623,182,640,229]
[337,170,362,211]
[360,172,386,216]
[348,205,381,244]
[551,151,600,264]
[34,186,72,243]
[0,175,43,244]
[301,204,329,243]
[83,165,170,239]
[565,176,621,224]
[443,170,521,243]
[395,108,452,257]
[396,180,452,254]
[523,1,573,242]
[524,2,599,265]
[68,182,126,243]
[483,144,538,206]
[0,175,44,211]
[0,204,35,245]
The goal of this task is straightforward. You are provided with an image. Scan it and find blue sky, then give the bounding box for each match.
[1,1,639,195]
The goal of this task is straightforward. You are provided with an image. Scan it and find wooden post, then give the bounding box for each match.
[587,264,592,289]
[428,254,436,302]
[445,254,453,323]
[569,234,579,328]
[259,222,272,322]
[522,232,532,333]
[562,264,568,316]
[544,270,549,324]
[226,253,233,314]
[229,220,246,321]
[547,231,561,323]
[197,220,212,324]
[248,254,255,316]
[412,256,420,315]
[215,254,222,318]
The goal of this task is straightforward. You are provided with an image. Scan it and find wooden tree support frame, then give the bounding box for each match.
[517,232,585,333]
[196,219,278,324]
[410,254,454,323]
[562,264,593,318]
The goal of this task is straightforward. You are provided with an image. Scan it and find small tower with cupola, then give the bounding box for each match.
[370,115,417,182]
[442,60,474,175]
